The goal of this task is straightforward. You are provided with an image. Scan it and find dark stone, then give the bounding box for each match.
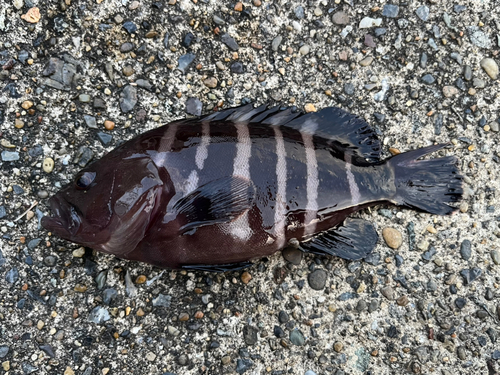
[39,344,55,358]
[28,145,44,158]
[421,74,435,84]
[422,246,436,261]
[221,33,239,51]
[344,83,355,96]
[177,53,196,74]
[236,358,253,374]
[0,346,9,358]
[122,21,137,34]
[308,269,327,290]
[5,267,19,283]
[364,34,376,48]
[120,42,135,52]
[278,310,289,324]
[395,254,404,267]
[460,267,482,284]
[43,255,57,267]
[374,28,387,37]
[97,132,113,146]
[460,240,472,260]
[27,238,42,249]
[282,247,302,265]
[230,62,244,74]
[243,325,258,345]
[455,297,466,310]
[185,97,203,116]
[273,325,286,338]
[364,252,380,266]
[181,32,195,48]
[289,329,305,346]
[119,85,138,113]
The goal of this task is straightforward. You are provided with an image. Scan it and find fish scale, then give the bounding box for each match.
[42,104,463,270]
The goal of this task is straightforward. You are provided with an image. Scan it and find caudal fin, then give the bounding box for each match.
[387,144,463,215]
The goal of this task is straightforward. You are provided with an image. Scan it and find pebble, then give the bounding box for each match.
[381,286,395,300]
[104,120,115,130]
[177,53,196,74]
[21,7,40,23]
[467,27,491,49]
[185,97,202,116]
[0,346,9,358]
[221,33,239,51]
[282,247,302,265]
[299,45,310,55]
[308,269,327,290]
[460,240,472,260]
[203,77,217,88]
[382,228,402,249]
[289,329,305,346]
[491,250,500,265]
[415,6,430,21]
[122,21,137,34]
[5,267,19,283]
[152,293,171,308]
[442,86,459,98]
[181,32,195,48]
[42,157,54,173]
[382,4,399,18]
[241,271,252,284]
[88,306,110,324]
[421,74,435,84]
[230,62,244,74]
[120,42,135,53]
[84,115,97,129]
[243,325,258,345]
[480,58,498,80]
[2,151,20,161]
[332,12,349,25]
[359,17,382,29]
[236,359,253,374]
[333,342,343,352]
[119,85,137,113]
[460,267,482,284]
[97,132,112,145]
[396,295,409,306]
[295,6,304,19]
[359,56,374,67]
[304,103,316,113]
[78,94,90,103]
[344,83,355,96]
[272,36,282,52]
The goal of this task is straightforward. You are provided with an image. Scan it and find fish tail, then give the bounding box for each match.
[388,144,463,215]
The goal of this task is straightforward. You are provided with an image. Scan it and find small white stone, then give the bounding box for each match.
[359,17,382,29]
[480,57,498,80]
[13,0,24,9]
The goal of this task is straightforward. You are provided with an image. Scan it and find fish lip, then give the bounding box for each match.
[41,195,81,238]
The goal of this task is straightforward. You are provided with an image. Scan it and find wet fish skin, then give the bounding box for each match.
[41,104,463,270]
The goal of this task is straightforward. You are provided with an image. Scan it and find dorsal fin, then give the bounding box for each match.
[201,103,382,162]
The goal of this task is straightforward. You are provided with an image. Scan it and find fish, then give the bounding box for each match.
[41,104,463,271]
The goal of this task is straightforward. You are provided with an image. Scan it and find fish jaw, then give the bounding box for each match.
[41,195,82,240]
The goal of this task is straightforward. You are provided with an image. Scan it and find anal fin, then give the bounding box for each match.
[300,218,378,260]
[181,261,253,272]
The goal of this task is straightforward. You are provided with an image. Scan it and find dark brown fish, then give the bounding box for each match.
[41,104,463,270]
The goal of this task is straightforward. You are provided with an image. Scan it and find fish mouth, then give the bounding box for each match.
[41,195,82,238]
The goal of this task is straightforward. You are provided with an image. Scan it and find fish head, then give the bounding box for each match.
[42,154,164,255]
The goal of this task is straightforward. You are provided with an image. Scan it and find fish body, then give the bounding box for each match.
[42,104,463,270]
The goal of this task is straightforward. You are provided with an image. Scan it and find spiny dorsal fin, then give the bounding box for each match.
[201,103,382,162]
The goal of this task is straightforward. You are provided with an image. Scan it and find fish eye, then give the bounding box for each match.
[75,171,96,190]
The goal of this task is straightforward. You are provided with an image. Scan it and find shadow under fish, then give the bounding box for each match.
[41,104,463,271]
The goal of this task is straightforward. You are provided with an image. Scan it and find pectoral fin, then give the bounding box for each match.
[173,176,255,234]
[300,218,378,260]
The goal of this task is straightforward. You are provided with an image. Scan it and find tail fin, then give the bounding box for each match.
[387,144,463,215]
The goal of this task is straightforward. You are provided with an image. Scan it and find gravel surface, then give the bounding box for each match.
[1,0,500,374]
